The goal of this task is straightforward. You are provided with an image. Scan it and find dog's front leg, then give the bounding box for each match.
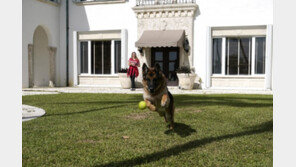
[145,99,156,111]
[161,94,170,108]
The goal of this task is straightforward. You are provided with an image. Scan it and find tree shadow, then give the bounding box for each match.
[174,94,273,108]
[42,100,138,105]
[44,105,125,117]
[94,120,272,167]
[164,122,197,137]
[129,94,273,108]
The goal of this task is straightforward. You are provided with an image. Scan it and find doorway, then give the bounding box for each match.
[32,26,50,87]
[151,47,179,86]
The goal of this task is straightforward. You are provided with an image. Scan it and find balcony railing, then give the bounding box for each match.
[136,0,195,6]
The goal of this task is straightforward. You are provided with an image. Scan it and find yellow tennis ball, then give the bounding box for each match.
[139,101,147,110]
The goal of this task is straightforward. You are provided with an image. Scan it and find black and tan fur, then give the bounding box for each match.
[142,63,175,129]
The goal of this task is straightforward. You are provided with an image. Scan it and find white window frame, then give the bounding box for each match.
[253,36,266,77]
[78,39,120,77]
[211,37,225,77]
[211,36,266,78]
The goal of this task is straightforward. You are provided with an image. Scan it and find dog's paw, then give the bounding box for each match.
[161,100,167,107]
[149,105,157,111]
[161,94,170,107]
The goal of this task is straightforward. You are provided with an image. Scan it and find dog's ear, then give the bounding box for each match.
[155,63,161,73]
[142,63,148,76]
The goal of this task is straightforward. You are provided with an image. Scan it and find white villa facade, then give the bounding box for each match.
[22,0,273,90]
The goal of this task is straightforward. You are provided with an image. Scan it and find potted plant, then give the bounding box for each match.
[176,66,197,90]
[118,68,131,89]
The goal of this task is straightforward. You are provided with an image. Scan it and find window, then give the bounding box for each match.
[79,40,121,75]
[212,36,266,76]
[80,42,88,74]
[114,41,121,73]
[255,37,266,74]
[226,37,252,75]
[91,41,111,74]
[212,38,222,74]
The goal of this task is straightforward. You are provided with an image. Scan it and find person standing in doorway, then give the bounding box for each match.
[127,52,140,91]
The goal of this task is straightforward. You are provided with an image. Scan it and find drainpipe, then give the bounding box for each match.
[66,0,69,86]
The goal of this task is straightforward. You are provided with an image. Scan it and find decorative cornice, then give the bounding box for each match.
[132,4,198,19]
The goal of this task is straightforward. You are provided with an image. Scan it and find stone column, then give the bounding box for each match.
[73,31,78,86]
[121,29,128,68]
[205,26,212,88]
[28,44,34,87]
[48,47,57,87]
[265,25,273,90]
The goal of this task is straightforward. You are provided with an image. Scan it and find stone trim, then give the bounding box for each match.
[132,4,198,18]
[211,76,265,79]
[78,30,121,40]
[48,47,57,87]
[211,77,265,89]
[28,45,57,88]
[212,26,267,37]
[133,3,198,75]
[28,44,34,88]
[265,25,273,90]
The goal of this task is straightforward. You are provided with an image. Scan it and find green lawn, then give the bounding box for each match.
[22,93,273,167]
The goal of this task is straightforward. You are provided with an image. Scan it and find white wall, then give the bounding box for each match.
[193,0,273,88]
[22,0,273,88]
[68,0,273,88]
[68,1,138,86]
[22,0,60,88]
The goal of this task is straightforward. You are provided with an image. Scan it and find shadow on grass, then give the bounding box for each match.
[129,94,273,108]
[164,122,197,137]
[43,100,139,105]
[44,105,125,117]
[174,95,273,108]
[95,120,272,167]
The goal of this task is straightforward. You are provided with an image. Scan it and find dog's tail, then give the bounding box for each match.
[168,91,175,121]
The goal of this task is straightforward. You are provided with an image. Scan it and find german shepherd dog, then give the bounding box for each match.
[142,63,175,129]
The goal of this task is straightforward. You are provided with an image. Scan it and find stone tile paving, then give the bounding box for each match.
[22,87,271,122]
[22,91,60,96]
[22,87,273,95]
[22,105,46,122]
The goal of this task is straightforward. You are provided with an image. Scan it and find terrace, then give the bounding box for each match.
[136,0,196,6]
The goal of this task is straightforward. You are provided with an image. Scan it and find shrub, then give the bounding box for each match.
[176,66,193,74]
[118,68,128,73]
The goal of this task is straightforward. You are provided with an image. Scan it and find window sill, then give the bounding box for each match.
[79,74,119,78]
[211,75,265,79]
[73,0,126,5]
[37,0,60,6]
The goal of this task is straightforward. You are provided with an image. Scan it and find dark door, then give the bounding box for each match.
[151,47,179,86]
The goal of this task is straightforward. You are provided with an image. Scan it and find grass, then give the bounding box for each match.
[22,93,273,167]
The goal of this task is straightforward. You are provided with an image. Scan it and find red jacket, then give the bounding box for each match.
[127,58,139,77]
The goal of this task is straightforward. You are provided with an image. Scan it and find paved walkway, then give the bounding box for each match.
[23,87,273,95]
[22,105,46,122]
[22,91,59,96]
